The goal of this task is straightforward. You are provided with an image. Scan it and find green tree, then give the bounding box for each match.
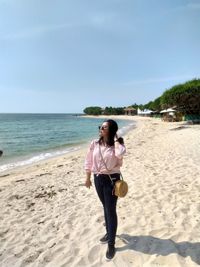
[161,79,200,114]
[148,97,161,111]
[83,106,102,115]
[104,106,125,115]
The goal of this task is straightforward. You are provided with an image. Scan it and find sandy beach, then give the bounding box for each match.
[0,116,200,267]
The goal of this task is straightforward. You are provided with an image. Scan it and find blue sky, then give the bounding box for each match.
[0,0,199,113]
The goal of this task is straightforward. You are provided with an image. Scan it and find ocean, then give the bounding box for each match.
[0,114,135,172]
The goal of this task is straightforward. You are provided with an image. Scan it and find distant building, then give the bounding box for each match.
[124,107,137,116]
[137,108,154,116]
[101,108,105,115]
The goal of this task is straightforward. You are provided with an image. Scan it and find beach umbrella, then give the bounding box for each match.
[160,109,167,113]
[160,108,176,113]
[166,108,176,112]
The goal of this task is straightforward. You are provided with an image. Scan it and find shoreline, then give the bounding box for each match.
[1,116,200,266]
[0,115,136,177]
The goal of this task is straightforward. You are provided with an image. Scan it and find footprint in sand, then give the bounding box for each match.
[15,179,25,183]
[88,245,101,262]
[23,249,43,264]
[13,245,29,258]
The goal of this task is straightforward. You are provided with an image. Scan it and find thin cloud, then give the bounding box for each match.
[187,3,200,9]
[1,13,115,41]
[90,13,116,27]
[173,1,200,11]
[1,23,72,40]
[122,75,199,86]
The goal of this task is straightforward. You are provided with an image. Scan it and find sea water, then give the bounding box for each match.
[0,113,135,172]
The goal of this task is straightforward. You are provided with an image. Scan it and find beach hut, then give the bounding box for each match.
[160,108,177,122]
[124,107,137,116]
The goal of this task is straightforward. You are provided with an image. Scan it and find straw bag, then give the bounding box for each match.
[99,145,128,198]
[114,173,128,198]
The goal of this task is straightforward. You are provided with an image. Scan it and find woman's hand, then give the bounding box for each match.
[85,172,92,188]
[85,178,92,189]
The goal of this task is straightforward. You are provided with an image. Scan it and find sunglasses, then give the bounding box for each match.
[98,125,108,130]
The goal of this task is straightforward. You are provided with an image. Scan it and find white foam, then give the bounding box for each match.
[0,146,81,173]
[117,122,136,137]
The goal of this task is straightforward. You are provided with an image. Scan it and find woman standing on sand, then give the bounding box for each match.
[84,119,126,260]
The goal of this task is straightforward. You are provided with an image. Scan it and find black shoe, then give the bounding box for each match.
[106,244,115,260]
[99,234,108,244]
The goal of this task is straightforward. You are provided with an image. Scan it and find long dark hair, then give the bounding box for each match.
[99,119,124,146]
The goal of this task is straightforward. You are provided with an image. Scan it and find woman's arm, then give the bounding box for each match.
[84,140,94,170]
[84,140,95,188]
[114,136,126,159]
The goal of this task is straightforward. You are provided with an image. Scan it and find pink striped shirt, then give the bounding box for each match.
[85,139,126,175]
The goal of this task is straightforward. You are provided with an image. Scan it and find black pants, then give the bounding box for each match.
[94,173,120,246]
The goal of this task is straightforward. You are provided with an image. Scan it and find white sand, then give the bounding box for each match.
[0,116,200,267]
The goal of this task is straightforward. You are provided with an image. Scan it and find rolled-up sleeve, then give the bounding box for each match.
[84,140,95,172]
[115,144,126,159]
